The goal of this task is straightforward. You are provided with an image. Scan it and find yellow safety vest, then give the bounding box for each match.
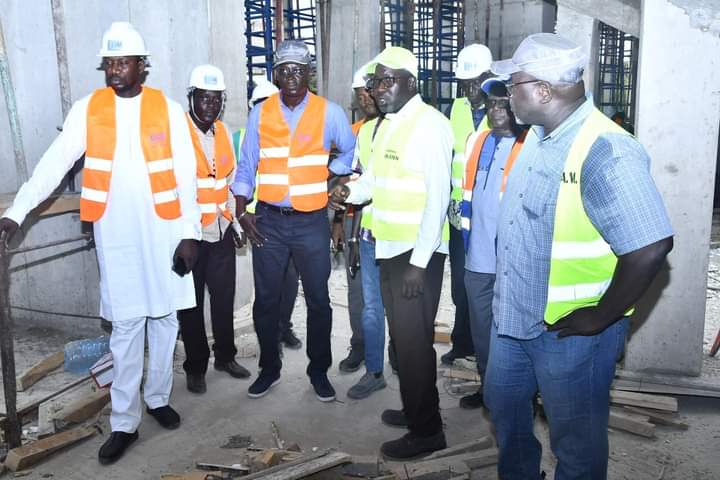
[449,97,489,201]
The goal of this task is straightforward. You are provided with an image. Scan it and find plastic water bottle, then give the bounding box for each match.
[64,336,111,374]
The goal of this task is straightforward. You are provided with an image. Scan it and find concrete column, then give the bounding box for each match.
[623,0,720,376]
[555,2,598,90]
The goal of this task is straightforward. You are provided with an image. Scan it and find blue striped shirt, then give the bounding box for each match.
[493,95,673,339]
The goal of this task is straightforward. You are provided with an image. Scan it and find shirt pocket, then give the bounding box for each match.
[521,168,556,219]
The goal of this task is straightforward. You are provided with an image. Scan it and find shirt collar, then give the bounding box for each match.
[280,91,310,111]
[532,93,594,142]
[189,114,215,136]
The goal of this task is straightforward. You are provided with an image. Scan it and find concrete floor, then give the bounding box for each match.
[2,258,720,479]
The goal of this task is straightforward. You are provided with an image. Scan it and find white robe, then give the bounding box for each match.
[5,89,201,322]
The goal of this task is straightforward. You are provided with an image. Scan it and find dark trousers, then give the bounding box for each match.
[464,271,495,379]
[379,250,445,437]
[448,225,474,355]
[278,258,299,335]
[252,202,332,377]
[178,232,237,374]
[342,216,365,351]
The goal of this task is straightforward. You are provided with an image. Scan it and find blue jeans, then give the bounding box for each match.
[359,238,385,373]
[484,318,629,480]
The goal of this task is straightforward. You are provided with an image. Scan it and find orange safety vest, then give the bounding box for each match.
[351,119,365,136]
[256,92,330,211]
[81,87,181,222]
[186,114,235,226]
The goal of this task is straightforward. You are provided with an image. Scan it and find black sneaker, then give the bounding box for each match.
[310,374,336,402]
[440,348,472,366]
[459,390,484,409]
[186,373,206,394]
[214,360,251,379]
[146,405,181,430]
[380,431,447,460]
[338,347,364,373]
[381,409,408,428]
[280,329,302,349]
[248,370,281,398]
[98,431,138,465]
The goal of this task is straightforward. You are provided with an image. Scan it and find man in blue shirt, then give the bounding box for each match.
[232,40,355,403]
[485,33,673,479]
[458,78,526,410]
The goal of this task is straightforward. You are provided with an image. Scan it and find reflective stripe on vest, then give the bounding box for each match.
[257,92,329,211]
[449,97,490,201]
[82,87,180,222]
[371,103,449,243]
[187,114,235,226]
[459,129,526,250]
[545,107,633,324]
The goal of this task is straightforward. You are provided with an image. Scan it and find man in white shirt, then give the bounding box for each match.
[0,23,200,464]
[329,46,452,460]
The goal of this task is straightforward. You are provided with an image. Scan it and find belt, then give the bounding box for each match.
[258,201,318,216]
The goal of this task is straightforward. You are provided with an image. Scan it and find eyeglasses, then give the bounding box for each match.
[366,76,406,90]
[486,98,510,109]
[505,79,542,96]
[275,66,307,77]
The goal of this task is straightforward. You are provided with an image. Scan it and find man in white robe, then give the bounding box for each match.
[0,22,200,464]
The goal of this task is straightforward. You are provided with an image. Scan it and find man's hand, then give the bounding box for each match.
[348,239,360,279]
[545,306,614,338]
[235,195,266,247]
[328,185,350,211]
[0,218,19,247]
[173,239,199,274]
[228,224,246,249]
[402,264,425,299]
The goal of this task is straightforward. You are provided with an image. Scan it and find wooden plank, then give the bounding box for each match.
[36,401,58,439]
[423,436,494,460]
[609,390,677,412]
[252,449,284,472]
[4,425,96,471]
[243,451,351,480]
[440,368,480,382]
[392,449,498,478]
[608,409,655,438]
[434,330,451,344]
[613,378,720,398]
[16,352,64,392]
[161,472,223,480]
[622,406,688,430]
[56,388,110,424]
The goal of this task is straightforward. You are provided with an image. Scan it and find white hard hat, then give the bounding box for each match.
[455,44,492,80]
[188,64,226,91]
[97,22,150,57]
[352,62,374,89]
[250,78,279,104]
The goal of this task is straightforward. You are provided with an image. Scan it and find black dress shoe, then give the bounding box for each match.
[146,405,181,430]
[440,348,472,366]
[186,373,206,394]
[280,329,302,349]
[98,431,138,465]
[214,359,251,379]
[380,431,447,460]
[381,409,408,428]
[310,374,336,402]
[459,390,484,409]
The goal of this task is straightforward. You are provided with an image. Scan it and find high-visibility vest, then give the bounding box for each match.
[356,118,380,230]
[545,107,633,324]
[370,102,450,243]
[460,129,526,249]
[186,114,234,226]
[81,87,181,222]
[257,92,330,211]
[449,97,490,201]
[351,119,364,136]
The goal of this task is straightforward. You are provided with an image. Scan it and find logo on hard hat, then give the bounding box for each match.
[108,40,123,51]
[204,75,218,85]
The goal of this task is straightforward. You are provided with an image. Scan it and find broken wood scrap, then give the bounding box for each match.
[271,421,285,449]
[16,351,64,391]
[622,406,688,429]
[196,461,249,473]
[56,387,110,424]
[161,471,224,480]
[241,450,351,480]
[391,449,498,479]
[423,436,494,460]
[609,390,678,412]
[434,329,451,344]
[439,368,480,382]
[447,381,481,395]
[4,425,96,471]
[252,449,285,472]
[608,408,655,438]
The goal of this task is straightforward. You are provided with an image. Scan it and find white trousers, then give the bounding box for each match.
[109,312,178,433]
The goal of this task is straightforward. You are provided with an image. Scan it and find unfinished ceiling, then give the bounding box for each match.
[669,0,720,34]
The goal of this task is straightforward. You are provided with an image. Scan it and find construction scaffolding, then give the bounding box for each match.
[596,21,638,129]
[284,0,317,55]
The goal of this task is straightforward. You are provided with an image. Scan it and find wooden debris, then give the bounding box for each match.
[252,449,285,472]
[608,408,656,438]
[440,368,480,382]
[447,381,481,395]
[16,352,64,392]
[434,329,451,344]
[423,436,494,460]
[392,449,498,479]
[271,421,285,449]
[196,462,249,473]
[56,387,110,424]
[36,401,59,439]
[610,390,678,413]
[622,406,688,430]
[161,472,223,480]
[4,425,96,471]
[240,450,351,480]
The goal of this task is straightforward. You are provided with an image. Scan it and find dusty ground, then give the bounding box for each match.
[1,253,719,479]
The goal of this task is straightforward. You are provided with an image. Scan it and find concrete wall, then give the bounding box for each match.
[0,0,251,332]
[464,0,557,61]
[623,0,720,376]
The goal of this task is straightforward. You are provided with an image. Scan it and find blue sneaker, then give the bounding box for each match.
[247,370,280,398]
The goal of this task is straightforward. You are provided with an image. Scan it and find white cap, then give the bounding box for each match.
[352,62,374,89]
[455,44,492,80]
[250,78,279,104]
[97,22,149,57]
[491,33,587,85]
[188,64,226,91]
